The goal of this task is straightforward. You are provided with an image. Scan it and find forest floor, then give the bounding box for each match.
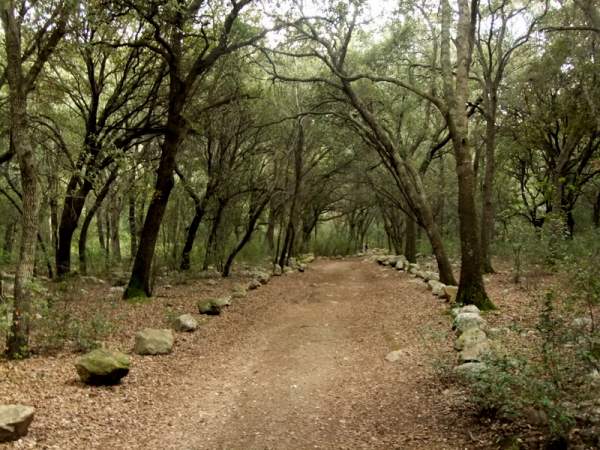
[0,258,552,449]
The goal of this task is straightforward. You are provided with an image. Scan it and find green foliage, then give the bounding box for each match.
[463,285,599,445]
[33,298,116,353]
[71,313,116,353]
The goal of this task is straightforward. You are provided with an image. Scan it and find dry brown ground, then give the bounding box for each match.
[1,258,531,450]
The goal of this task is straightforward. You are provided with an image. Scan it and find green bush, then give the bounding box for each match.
[33,297,116,354]
[461,287,599,446]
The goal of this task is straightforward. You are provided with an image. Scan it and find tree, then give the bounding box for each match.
[121,0,271,298]
[474,0,544,273]
[1,0,73,358]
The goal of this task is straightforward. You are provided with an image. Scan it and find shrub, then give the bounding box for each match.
[461,286,599,447]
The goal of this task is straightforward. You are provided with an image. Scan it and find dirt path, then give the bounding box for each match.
[2,259,486,449]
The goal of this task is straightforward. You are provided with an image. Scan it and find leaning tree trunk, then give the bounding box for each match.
[222,199,268,277]
[180,206,205,270]
[78,170,118,274]
[125,134,178,298]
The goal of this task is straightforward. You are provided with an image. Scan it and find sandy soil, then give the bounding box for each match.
[1,259,491,449]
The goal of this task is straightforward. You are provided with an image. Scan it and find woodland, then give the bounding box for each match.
[0,0,599,448]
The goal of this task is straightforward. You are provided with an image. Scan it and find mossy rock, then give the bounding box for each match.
[134,328,174,355]
[198,300,221,315]
[75,348,130,385]
[231,289,247,299]
[212,296,231,308]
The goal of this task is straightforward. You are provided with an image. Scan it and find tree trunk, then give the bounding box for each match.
[442,0,493,309]
[2,10,39,358]
[480,106,496,273]
[103,205,111,263]
[125,123,181,298]
[3,219,16,258]
[128,191,137,259]
[265,206,276,251]
[109,191,122,263]
[593,190,600,228]
[222,199,268,277]
[79,170,117,274]
[180,206,205,270]
[56,179,93,276]
[97,208,106,253]
[403,215,416,263]
[47,154,59,255]
[202,199,226,271]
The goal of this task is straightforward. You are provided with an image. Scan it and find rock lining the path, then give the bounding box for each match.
[247,279,261,290]
[454,327,487,351]
[453,312,487,333]
[0,404,35,443]
[134,328,175,355]
[75,348,130,385]
[442,285,458,303]
[173,314,198,332]
[198,299,222,315]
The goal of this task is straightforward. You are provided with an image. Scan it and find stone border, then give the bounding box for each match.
[373,254,491,374]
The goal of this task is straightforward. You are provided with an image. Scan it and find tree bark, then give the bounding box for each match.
[125,130,179,297]
[2,4,39,357]
[480,106,496,273]
[441,0,493,309]
[404,215,417,263]
[593,190,600,228]
[109,190,122,262]
[78,170,117,275]
[56,179,93,276]
[128,191,137,259]
[222,198,269,276]
[203,198,227,271]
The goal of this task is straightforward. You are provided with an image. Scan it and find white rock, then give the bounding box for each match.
[384,350,405,362]
[453,362,487,377]
[459,340,491,362]
[443,285,458,302]
[572,317,593,329]
[457,305,480,315]
[454,327,488,351]
[172,314,198,332]
[0,405,35,443]
[453,312,486,333]
[454,362,487,377]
